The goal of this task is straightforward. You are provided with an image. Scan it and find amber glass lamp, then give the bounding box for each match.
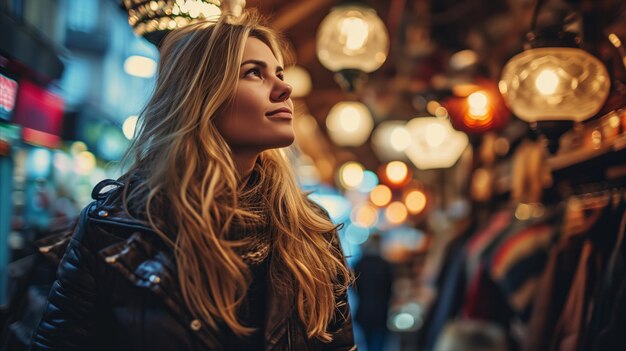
[499,17,611,123]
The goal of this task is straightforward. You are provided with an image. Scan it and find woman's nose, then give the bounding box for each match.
[271,80,292,102]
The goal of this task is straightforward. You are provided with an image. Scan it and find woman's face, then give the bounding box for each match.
[215,37,294,155]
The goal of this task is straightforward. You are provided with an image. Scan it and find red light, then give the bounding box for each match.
[0,73,18,120]
[13,80,64,148]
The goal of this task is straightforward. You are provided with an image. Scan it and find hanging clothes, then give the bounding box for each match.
[488,218,560,321]
[551,202,623,351]
[523,196,626,351]
[464,209,515,281]
[579,207,626,350]
[419,230,472,351]
[462,208,560,320]
[421,206,560,351]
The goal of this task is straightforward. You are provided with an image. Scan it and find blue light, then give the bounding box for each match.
[384,226,425,250]
[307,192,351,224]
[27,148,51,179]
[357,170,379,193]
[97,127,129,161]
[345,224,370,245]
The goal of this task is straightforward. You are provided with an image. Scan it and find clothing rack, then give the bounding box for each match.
[548,107,626,190]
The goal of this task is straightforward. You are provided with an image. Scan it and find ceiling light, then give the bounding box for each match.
[316,4,389,91]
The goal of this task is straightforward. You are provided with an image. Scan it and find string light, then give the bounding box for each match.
[124,0,221,38]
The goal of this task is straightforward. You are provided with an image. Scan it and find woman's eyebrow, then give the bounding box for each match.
[240,59,284,72]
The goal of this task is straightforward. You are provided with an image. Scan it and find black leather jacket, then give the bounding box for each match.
[30,180,356,351]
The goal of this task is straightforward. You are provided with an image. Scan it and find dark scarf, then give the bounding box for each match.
[230,165,272,266]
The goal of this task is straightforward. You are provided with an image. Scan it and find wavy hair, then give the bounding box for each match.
[120,11,351,342]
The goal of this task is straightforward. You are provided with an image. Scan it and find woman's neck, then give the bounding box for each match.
[232,151,259,182]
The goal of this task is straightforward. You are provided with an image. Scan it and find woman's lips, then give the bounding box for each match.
[266,108,293,120]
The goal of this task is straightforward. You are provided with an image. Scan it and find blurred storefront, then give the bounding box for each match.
[0,0,66,305]
[0,0,156,311]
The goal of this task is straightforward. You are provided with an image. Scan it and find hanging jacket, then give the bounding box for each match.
[29,180,356,351]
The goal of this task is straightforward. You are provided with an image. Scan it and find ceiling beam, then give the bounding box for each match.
[272,0,335,30]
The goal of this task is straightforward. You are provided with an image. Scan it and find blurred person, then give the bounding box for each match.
[30,11,355,351]
[353,235,393,351]
[434,319,507,351]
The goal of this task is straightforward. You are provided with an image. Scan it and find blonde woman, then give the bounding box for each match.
[31,11,355,351]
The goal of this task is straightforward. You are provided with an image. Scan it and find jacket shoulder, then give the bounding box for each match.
[54,180,154,254]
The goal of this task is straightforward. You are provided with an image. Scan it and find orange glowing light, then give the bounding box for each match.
[370,184,392,207]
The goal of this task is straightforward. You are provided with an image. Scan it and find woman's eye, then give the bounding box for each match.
[277,73,285,81]
[244,68,262,78]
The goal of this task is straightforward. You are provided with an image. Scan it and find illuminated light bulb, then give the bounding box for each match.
[326,101,374,146]
[124,55,157,78]
[351,203,379,228]
[370,184,392,207]
[500,47,610,123]
[609,114,620,128]
[339,162,364,189]
[316,5,389,73]
[30,149,51,178]
[426,100,440,115]
[449,49,478,70]
[75,151,96,175]
[468,91,489,117]
[339,105,362,132]
[535,69,559,95]
[70,141,88,156]
[591,130,602,148]
[385,201,408,224]
[371,121,410,161]
[515,203,531,220]
[386,161,408,184]
[424,123,447,147]
[340,17,369,52]
[608,33,622,48]
[406,117,469,170]
[393,313,415,330]
[123,115,139,140]
[405,190,427,214]
[389,127,411,151]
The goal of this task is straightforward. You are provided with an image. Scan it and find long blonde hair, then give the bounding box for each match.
[120,11,351,342]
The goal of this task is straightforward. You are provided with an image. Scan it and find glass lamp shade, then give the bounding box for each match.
[405,117,469,170]
[316,5,389,73]
[499,47,610,123]
[326,101,374,147]
[371,121,411,161]
[124,0,221,43]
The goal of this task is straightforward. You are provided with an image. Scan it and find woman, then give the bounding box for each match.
[31,11,355,351]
